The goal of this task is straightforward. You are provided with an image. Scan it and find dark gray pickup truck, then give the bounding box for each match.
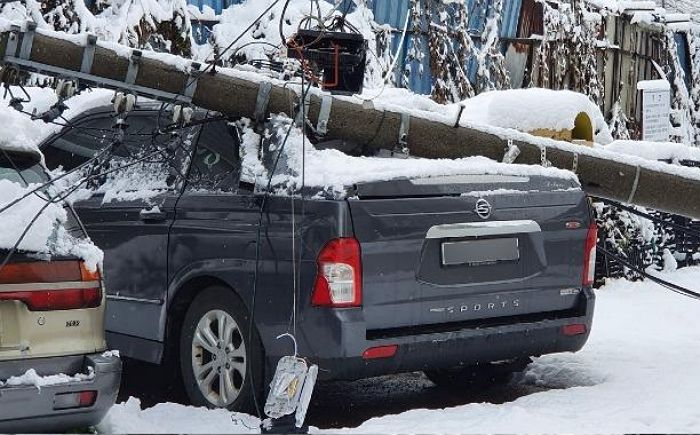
[38,106,597,412]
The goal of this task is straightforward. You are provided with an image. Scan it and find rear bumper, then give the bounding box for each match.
[297,289,594,381]
[0,353,121,433]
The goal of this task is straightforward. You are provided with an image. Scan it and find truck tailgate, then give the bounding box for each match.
[347,175,590,334]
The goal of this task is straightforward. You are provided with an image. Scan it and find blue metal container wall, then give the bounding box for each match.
[187,0,522,94]
[501,0,522,39]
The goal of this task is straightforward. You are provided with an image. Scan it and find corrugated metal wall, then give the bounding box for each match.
[189,0,523,95]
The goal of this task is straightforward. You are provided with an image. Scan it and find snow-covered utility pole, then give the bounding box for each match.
[4,24,700,219]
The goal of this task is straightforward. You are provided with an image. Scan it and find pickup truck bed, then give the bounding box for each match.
[263,173,595,380]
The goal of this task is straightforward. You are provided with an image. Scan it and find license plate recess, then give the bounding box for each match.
[441,238,519,266]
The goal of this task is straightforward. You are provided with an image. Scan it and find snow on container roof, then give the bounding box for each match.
[636,79,671,91]
[617,1,658,12]
[458,88,609,143]
[586,0,660,14]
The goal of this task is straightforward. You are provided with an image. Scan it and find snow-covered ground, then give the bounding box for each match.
[98,267,700,433]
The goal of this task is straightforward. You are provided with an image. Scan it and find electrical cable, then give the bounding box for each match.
[596,198,700,240]
[249,81,313,423]
[0,147,163,275]
[357,8,411,101]
[0,142,120,217]
[596,244,700,301]
[151,0,285,132]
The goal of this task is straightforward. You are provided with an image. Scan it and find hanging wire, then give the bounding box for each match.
[248,80,314,420]
[0,147,164,275]
[596,244,700,301]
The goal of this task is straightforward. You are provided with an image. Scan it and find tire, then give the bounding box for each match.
[179,286,264,412]
[425,358,531,388]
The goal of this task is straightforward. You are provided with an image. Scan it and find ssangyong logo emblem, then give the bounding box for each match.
[475,198,492,219]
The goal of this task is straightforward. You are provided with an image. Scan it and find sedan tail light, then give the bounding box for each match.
[312,237,362,307]
[0,261,102,311]
[54,390,97,410]
[582,223,598,287]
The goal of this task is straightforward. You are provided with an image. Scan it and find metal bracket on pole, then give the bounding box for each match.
[627,165,641,204]
[572,152,579,174]
[316,95,332,136]
[80,34,97,74]
[125,50,141,85]
[254,81,272,123]
[540,145,551,167]
[18,21,36,61]
[391,112,410,158]
[4,25,21,60]
[399,112,410,147]
[294,89,311,127]
[182,62,200,100]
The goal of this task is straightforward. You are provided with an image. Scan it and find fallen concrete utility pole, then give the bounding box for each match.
[2,24,700,219]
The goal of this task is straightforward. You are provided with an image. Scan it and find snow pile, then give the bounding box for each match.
[0,88,109,267]
[605,140,700,163]
[458,88,614,144]
[0,178,103,268]
[335,268,700,433]
[0,87,60,154]
[98,266,700,433]
[0,0,192,56]
[97,397,259,434]
[0,367,94,388]
[0,87,114,154]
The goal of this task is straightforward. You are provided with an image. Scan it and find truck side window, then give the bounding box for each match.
[42,113,161,171]
[187,120,241,192]
[42,115,115,171]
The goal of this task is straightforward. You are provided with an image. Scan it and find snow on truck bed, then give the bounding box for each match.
[98,266,700,433]
[253,117,580,198]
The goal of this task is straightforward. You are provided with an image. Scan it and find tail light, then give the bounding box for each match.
[312,237,362,307]
[54,390,97,410]
[0,261,102,311]
[363,345,398,360]
[582,223,598,287]
[562,323,587,336]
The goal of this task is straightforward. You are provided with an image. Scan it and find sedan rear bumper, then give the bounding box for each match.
[0,353,121,433]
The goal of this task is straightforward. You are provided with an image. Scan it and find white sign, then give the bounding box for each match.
[639,80,671,142]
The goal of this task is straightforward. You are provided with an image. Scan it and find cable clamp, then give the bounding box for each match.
[182,62,200,99]
[18,21,36,61]
[80,34,97,74]
[540,145,551,167]
[254,81,272,123]
[316,94,332,136]
[125,50,141,85]
[627,165,641,204]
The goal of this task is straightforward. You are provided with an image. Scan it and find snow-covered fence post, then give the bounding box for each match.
[665,30,694,145]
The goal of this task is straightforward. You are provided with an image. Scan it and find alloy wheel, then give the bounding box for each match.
[191,309,247,407]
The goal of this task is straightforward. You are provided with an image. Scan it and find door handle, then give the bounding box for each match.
[139,208,167,222]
